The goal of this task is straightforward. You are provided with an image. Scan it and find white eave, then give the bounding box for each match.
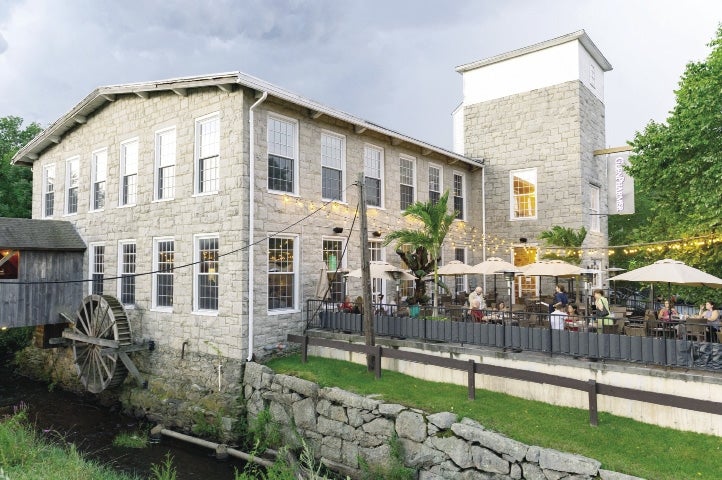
[12,71,481,169]
[455,30,613,73]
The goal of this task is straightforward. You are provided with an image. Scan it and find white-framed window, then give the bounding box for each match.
[118,240,136,306]
[90,243,105,295]
[120,139,138,207]
[194,234,219,313]
[510,168,537,220]
[323,237,346,302]
[91,148,107,211]
[267,114,298,194]
[453,171,465,220]
[364,144,384,207]
[369,239,386,302]
[321,131,345,201]
[155,128,176,201]
[268,235,299,312]
[152,237,174,310]
[428,164,442,204]
[590,184,601,232]
[42,164,55,218]
[454,247,467,295]
[399,155,416,211]
[195,113,220,194]
[398,244,415,300]
[65,157,79,215]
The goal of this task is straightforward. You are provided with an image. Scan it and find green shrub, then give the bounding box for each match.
[112,431,148,448]
[0,327,33,356]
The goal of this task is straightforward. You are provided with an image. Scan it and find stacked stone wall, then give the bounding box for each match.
[243,362,641,480]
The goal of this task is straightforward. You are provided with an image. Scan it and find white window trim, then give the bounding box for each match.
[151,236,174,312]
[267,113,300,196]
[119,137,139,208]
[154,127,176,202]
[90,148,107,212]
[454,247,468,294]
[194,112,221,196]
[364,143,385,209]
[368,238,386,300]
[509,167,538,221]
[322,236,347,270]
[193,233,220,316]
[428,162,443,202]
[452,170,466,221]
[399,154,416,208]
[117,239,137,309]
[589,184,601,233]
[267,233,300,315]
[88,242,104,297]
[64,156,80,216]
[42,163,55,218]
[320,130,346,202]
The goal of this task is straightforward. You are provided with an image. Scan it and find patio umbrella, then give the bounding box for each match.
[471,257,522,275]
[610,258,722,288]
[521,260,582,277]
[315,264,330,299]
[345,261,416,281]
[435,260,476,276]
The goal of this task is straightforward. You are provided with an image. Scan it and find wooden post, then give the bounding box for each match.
[588,379,598,426]
[358,172,375,372]
[467,359,476,400]
[301,335,309,363]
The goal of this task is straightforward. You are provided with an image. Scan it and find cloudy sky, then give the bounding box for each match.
[0,0,720,149]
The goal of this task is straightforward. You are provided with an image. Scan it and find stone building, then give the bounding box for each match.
[11,72,483,367]
[453,30,612,299]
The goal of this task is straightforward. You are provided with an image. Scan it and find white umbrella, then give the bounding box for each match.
[611,258,722,287]
[471,257,522,275]
[315,265,330,299]
[435,260,476,276]
[521,260,582,277]
[345,261,416,281]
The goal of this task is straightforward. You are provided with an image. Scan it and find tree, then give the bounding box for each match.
[538,225,587,264]
[384,190,457,313]
[0,116,42,218]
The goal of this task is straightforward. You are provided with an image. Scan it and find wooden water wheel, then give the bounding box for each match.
[67,295,133,393]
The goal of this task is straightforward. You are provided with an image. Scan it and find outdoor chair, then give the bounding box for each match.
[644,310,665,337]
[686,322,707,343]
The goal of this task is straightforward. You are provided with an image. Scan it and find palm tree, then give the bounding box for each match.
[384,190,457,313]
[539,225,587,304]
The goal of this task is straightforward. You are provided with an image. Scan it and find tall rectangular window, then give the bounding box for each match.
[321,132,344,201]
[42,164,55,218]
[196,114,220,194]
[155,128,176,200]
[268,236,297,311]
[119,241,136,306]
[428,164,441,204]
[453,172,465,220]
[454,247,467,295]
[66,157,79,215]
[91,149,107,211]
[90,244,105,295]
[120,139,138,206]
[322,238,345,302]
[364,145,383,207]
[399,155,415,210]
[398,244,414,299]
[511,168,537,219]
[195,235,219,312]
[369,240,385,301]
[267,115,297,193]
[590,184,601,232]
[153,238,174,309]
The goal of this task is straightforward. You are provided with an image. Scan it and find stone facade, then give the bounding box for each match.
[243,362,642,480]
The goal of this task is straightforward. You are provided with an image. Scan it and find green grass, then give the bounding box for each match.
[266,354,722,480]
[0,409,141,480]
[112,431,149,449]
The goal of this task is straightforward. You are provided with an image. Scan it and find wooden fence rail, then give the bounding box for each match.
[288,334,722,427]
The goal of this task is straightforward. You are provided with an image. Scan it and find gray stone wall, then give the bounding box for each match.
[243,362,641,480]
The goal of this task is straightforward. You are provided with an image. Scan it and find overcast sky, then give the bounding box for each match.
[1,0,720,150]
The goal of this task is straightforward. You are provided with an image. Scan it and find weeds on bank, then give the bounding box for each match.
[112,430,149,449]
[149,453,177,480]
[358,433,415,480]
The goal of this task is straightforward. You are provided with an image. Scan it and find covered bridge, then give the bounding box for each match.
[0,218,85,329]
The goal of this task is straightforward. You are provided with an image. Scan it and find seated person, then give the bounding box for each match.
[550,304,567,330]
[658,300,678,322]
[470,298,484,322]
[339,295,354,312]
[353,296,363,314]
[697,301,720,340]
[489,301,508,322]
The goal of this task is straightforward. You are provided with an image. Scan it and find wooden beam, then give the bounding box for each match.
[61,330,119,348]
[390,137,402,146]
[135,91,150,99]
[354,125,367,134]
[310,110,323,119]
[101,94,116,102]
[421,148,432,156]
[74,115,87,124]
[0,250,17,269]
[217,84,234,93]
[118,351,146,387]
[171,88,188,97]
[27,153,39,160]
[48,136,61,144]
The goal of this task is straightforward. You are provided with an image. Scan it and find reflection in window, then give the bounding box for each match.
[511,168,537,219]
[322,238,344,302]
[268,237,296,311]
[0,250,19,279]
[196,236,219,311]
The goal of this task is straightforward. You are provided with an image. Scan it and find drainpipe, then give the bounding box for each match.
[481,165,487,295]
[247,90,268,362]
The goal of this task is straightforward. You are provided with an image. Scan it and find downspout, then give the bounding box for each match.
[481,165,487,295]
[247,91,268,362]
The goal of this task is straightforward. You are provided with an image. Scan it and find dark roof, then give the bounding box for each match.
[0,218,86,251]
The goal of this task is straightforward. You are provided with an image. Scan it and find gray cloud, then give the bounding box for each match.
[0,32,7,55]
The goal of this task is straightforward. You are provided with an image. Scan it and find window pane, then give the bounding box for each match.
[155,240,174,308]
[122,141,138,206]
[199,156,219,193]
[400,158,415,210]
[268,237,295,310]
[67,160,79,214]
[92,245,104,295]
[365,177,381,207]
[198,117,220,193]
[268,117,295,158]
[123,174,137,205]
[158,166,175,199]
[453,174,464,220]
[268,154,294,192]
[44,166,55,217]
[321,133,342,170]
[157,130,176,200]
[197,237,219,311]
[120,243,136,305]
[512,169,537,218]
[323,239,344,302]
[321,167,342,200]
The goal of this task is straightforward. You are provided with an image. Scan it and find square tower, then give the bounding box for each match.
[454,30,612,296]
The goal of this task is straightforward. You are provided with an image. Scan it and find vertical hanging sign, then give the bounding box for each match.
[607,151,635,215]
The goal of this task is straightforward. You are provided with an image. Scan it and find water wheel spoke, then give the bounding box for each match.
[97,317,116,340]
[76,345,91,367]
[96,301,113,339]
[97,351,114,380]
[81,300,94,335]
[75,306,91,336]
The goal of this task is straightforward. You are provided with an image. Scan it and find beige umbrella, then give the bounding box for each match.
[611,258,722,287]
[471,257,522,274]
[435,260,476,276]
[315,264,330,299]
[345,261,416,281]
[521,260,582,277]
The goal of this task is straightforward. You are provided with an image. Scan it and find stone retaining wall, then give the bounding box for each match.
[243,362,642,480]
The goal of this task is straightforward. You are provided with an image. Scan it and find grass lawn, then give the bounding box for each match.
[266,354,722,480]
